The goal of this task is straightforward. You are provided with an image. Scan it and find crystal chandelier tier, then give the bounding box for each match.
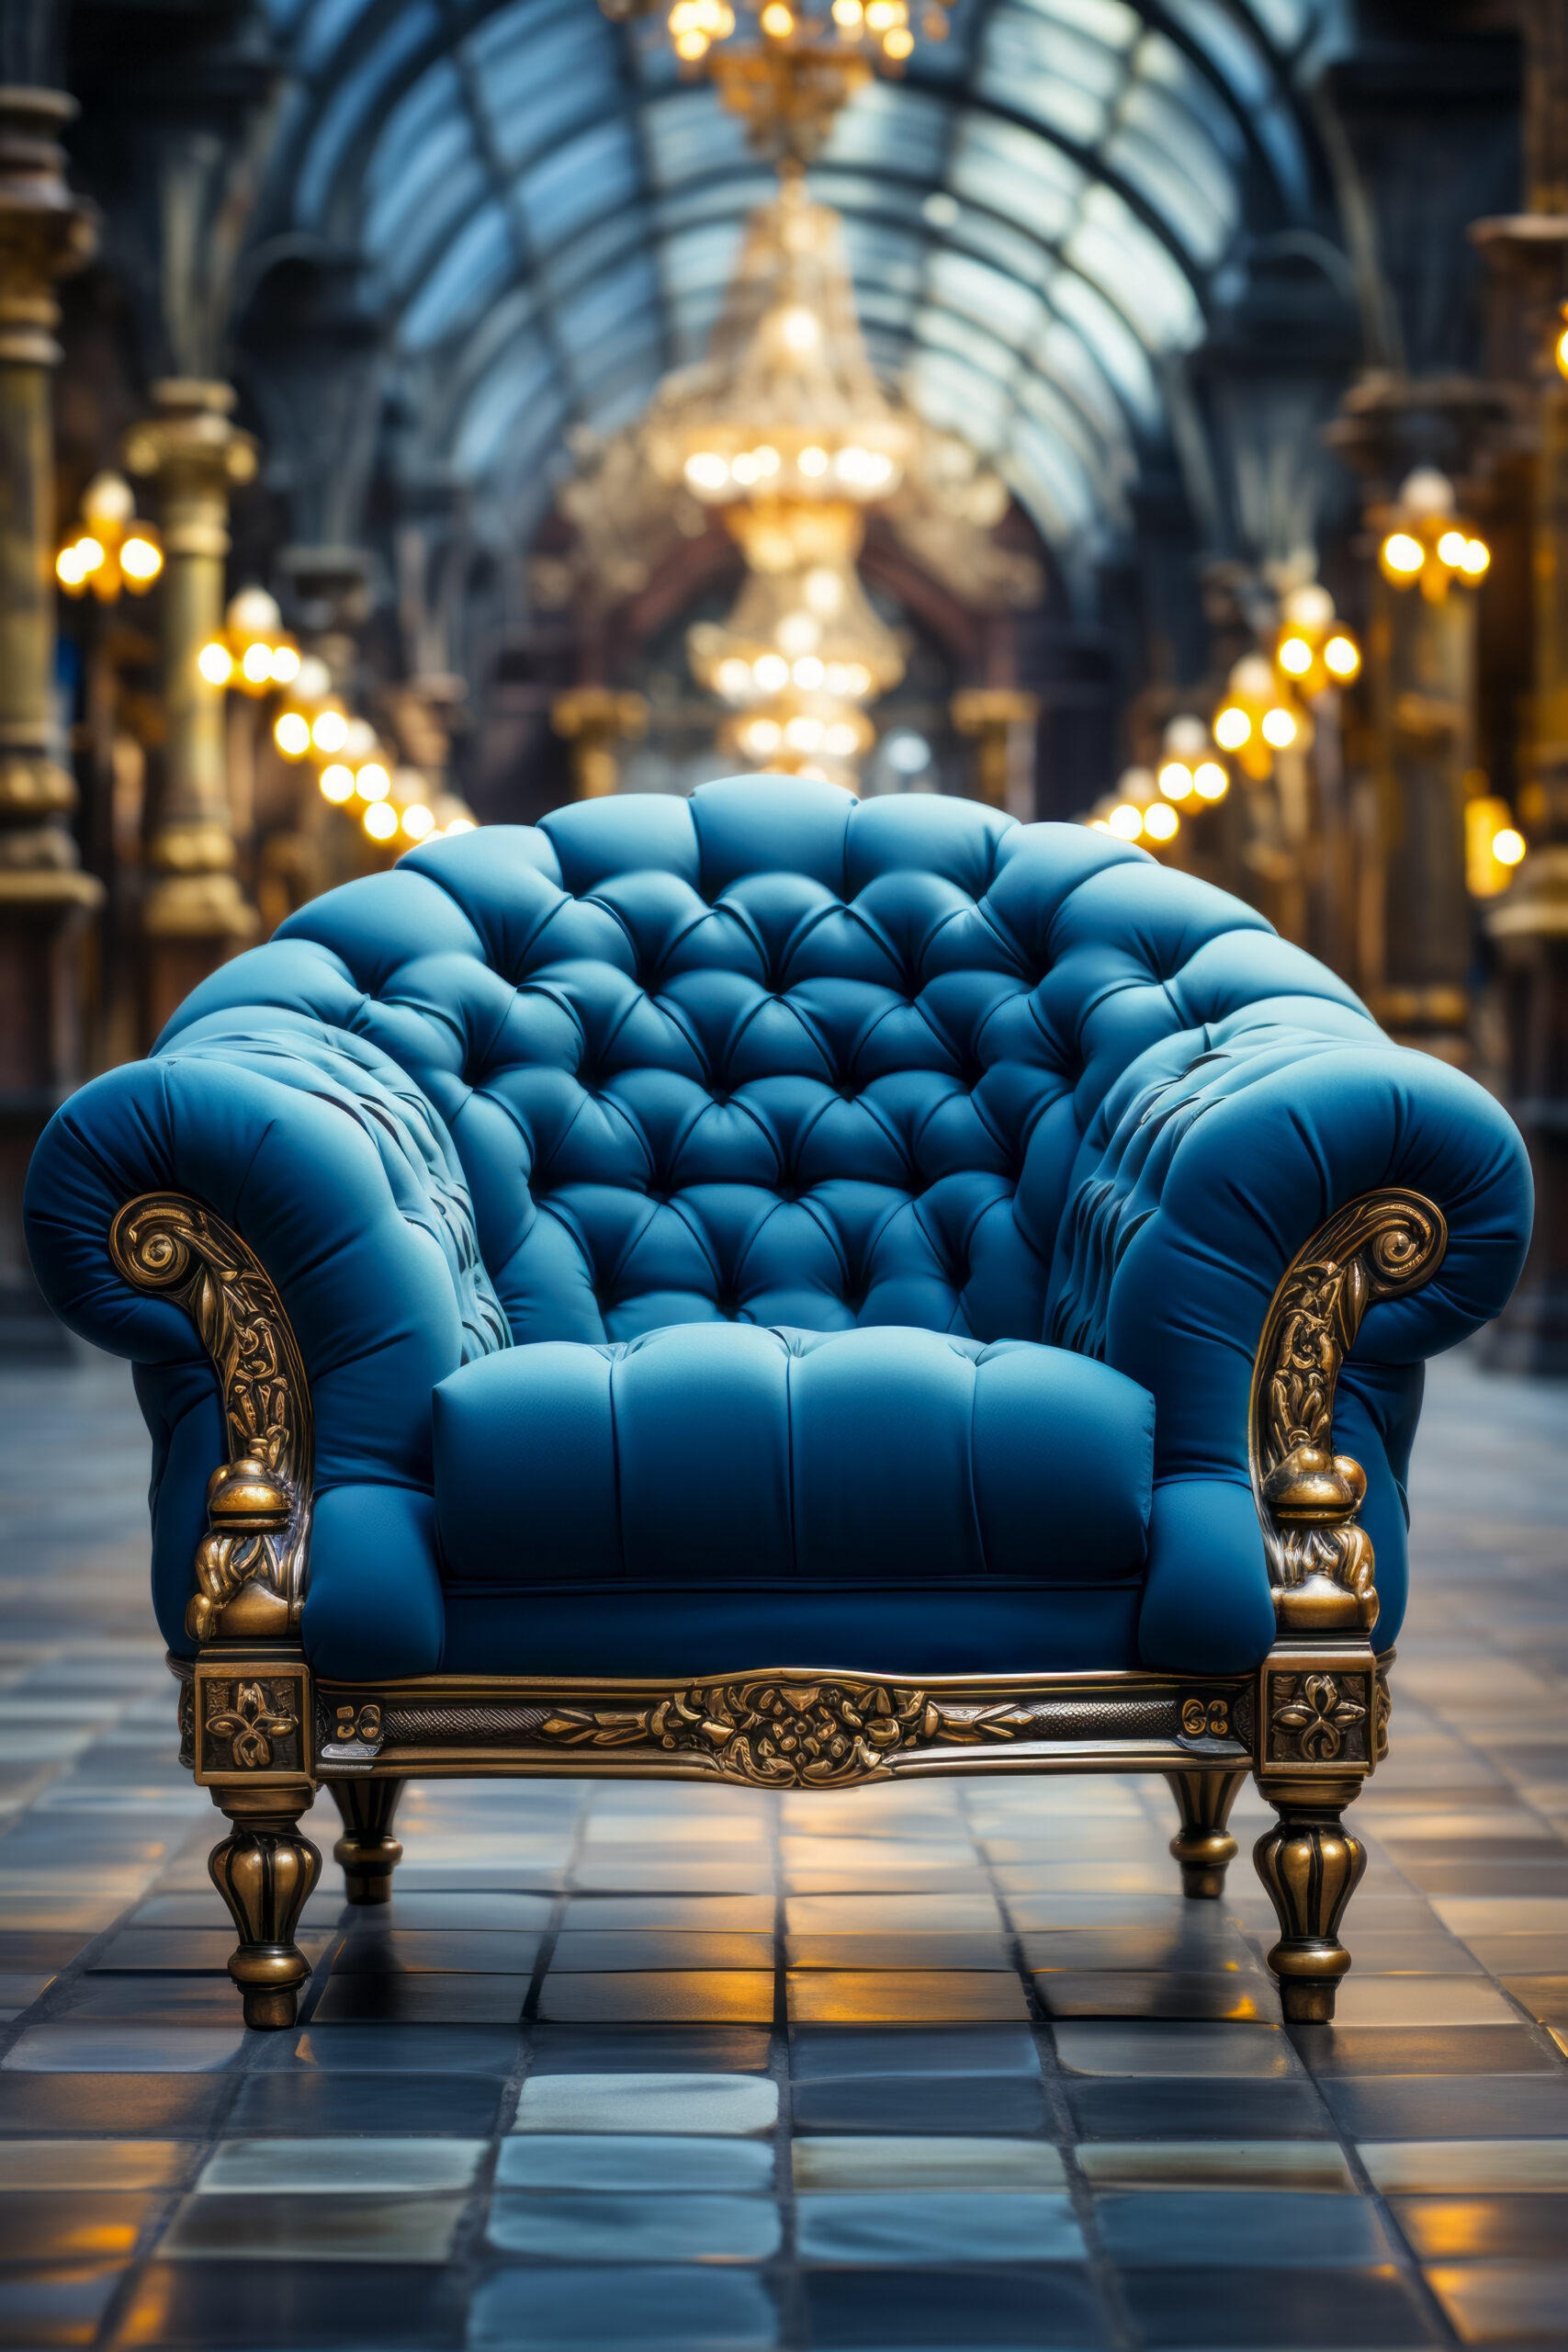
[644,175,909,512]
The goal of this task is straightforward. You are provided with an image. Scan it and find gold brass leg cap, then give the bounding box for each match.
[334,1834,402,1905]
[241,1985,299,2031]
[1280,1979,1339,2024]
[1171,1828,1236,1899]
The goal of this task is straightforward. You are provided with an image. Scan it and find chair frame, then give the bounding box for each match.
[111,1184,1446,2030]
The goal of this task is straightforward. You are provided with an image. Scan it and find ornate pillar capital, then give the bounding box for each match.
[0,88,96,367]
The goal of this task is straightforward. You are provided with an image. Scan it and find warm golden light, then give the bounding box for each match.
[119,535,162,582]
[197,641,233,685]
[1193,761,1228,801]
[753,652,789,692]
[1157,760,1193,801]
[355,761,391,803]
[363,800,399,841]
[319,763,355,803]
[1260,707,1297,749]
[275,710,311,758]
[833,0,863,19]
[1494,825,1526,865]
[1461,537,1490,578]
[798,446,829,478]
[270,645,300,684]
[1107,803,1143,841]
[242,643,273,685]
[684,451,728,492]
[1382,531,1424,576]
[1142,801,1179,842]
[1437,529,1468,568]
[1277,635,1313,677]
[760,2,793,32]
[1213,706,1250,750]
[446,815,477,834]
[311,708,349,753]
[401,804,436,841]
[1324,634,1359,679]
[883,23,914,53]
[777,304,821,356]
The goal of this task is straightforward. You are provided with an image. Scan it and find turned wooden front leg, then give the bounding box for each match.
[329,1779,404,1904]
[1165,1768,1247,1899]
[1253,1772,1366,2023]
[209,1787,321,2030]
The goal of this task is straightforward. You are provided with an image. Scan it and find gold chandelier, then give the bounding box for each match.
[602,0,949,160]
[645,175,908,512]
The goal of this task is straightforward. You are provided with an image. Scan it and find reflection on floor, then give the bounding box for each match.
[0,1347,1565,2349]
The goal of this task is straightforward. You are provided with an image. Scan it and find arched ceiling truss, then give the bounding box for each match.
[254,0,1340,572]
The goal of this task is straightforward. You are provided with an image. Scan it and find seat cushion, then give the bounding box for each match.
[431,1324,1153,1673]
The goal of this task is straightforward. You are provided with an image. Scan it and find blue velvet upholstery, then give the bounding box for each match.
[24,777,1532,1685]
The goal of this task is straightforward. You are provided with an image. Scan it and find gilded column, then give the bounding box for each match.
[1469,2,1568,1371]
[0,88,100,1349]
[124,379,257,1035]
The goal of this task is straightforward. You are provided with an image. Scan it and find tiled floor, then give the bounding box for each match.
[0,1346,1565,2348]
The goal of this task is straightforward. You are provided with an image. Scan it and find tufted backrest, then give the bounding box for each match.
[160,775,1369,1351]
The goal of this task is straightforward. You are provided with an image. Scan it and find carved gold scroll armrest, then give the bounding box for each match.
[110,1193,313,1644]
[1248,1189,1446,1638]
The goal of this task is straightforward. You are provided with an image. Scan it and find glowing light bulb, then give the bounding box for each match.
[715,659,752,701]
[1324,635,1359,680]
[1277,636,1313,677]
[363,800,399,841]
[1193,762,1228,801]
[752,653,789,693]
[197,641,233,685]
[832,0,863,20]
[683,452,729,492]
[1213,706,1251,750]
[1157,761,1193,801]
[798,446,829,479]
[1438,529,1468,569]
[784,715,824,752]
[1461,537,1490,578]
[270,645,300,683]
[74,537,105,575]
[1493,825,1526,866]
[883,23,913,53]
[761,1,794,32]
[1558,318,1568,381]
[1107,804,1143,841]
[55,545,85,587]
[319,763,355,803]
[792,656,826,689]
[446,816,477,834]
[777,305,820,355]
[242,643,273,685]
[744,717,784,755]
[355,762,391,803]
[119,536,162,582]
[311,708,349,753]
[824,721,861,756]
[401,804,436,841]
[1260,707,1297,749]
[1382,531,1425,576]
[275,710,311,758]
[1142,801,1179,842]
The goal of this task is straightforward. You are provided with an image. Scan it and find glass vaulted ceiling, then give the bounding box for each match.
[258,0,1331,567]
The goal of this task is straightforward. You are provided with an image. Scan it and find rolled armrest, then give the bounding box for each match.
[25,1016,506,1674]
[1048,1003,1532,1668]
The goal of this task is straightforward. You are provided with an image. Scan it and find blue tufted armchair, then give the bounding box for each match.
[27,778,1531,2028]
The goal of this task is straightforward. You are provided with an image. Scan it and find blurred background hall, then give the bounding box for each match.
[0,0,1565,1371]
[2,5,1568,2350]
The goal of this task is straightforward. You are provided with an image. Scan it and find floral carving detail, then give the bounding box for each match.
[110,1195,312,1643]
[540,1679,1037,1787]
[206,1679,299,1770]
[333,1703,383,1747]
[1251,1194,1446,1634]
[1373,1668,1392,1762]
[1269,1672,1368,1763]
[1179,1697,1231,1739]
